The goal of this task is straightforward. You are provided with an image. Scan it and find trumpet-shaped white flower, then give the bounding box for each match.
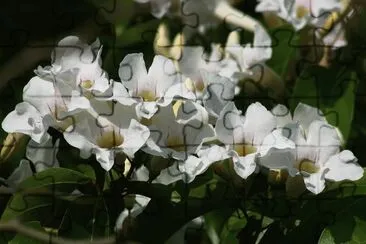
[255,0,349,48]
[215,102,295,179]
[38,36,109,93]
[1,75,82,143]
[36,36,114,113]
[272,102,326,132]
[289,121,361,194]
[143,102,215,161]
[63,103,150,171]
[258,103,327,175]
[225,24,272,78]
[119,53,194,119]
[264,103,363,194]
[177,44,237,93]
[139,0,260,35]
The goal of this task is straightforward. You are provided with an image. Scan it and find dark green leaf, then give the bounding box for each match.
[9,221,44,244]
[318,198,366,243]
[290,65,357,143]
[267,24,299,79]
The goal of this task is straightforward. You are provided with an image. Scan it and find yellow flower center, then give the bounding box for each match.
[138,90,157,102]
[166,135,186,152]
[80,79,94,89]
[195,79,205,92]
[296,6,309,18]
[96,130,124,149]
[296,159,319,174]
[234,144,257,157]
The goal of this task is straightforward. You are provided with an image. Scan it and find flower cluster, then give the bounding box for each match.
[2,26,363,195]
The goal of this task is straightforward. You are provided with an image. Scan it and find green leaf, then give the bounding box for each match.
[9,221,44,244]
[290,65,357,143]
[219,209,247,244]
[17,167,94,190]
[1,168,95,222]
[267,24,299,78]
[128,171,240,243]
[204,208,236,244]
[319,198,366,243]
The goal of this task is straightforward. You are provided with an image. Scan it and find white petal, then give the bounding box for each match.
[306,120,341,166]
[178,155,210,183]
[131,165,150,181]
[161,81,196,106]
[63,125,95,158]
[23,76,56,116]
[120,119,150,158]
[68,90,91,112]
[119,53,147,95]
[115,209,129,231]
[153,162,183,185]
[136,101,159,119]
[232,152,257,179]
[255,0,281,12]
[95,148,115,171]
[185,124,216,154]
[107,81,136,106]
[201,71,235,118]
[178,46,206,81]
[149,55,178,96]
[324,150,364,182]
[176,101,209,126]
[258,129,297,176]
[215,102,245,145]
[2,102,50,144]
[293,103,326,132]
[303,169,327,194]
[197,145,230,165]
[243,102,276,146]
[271,104,292,128]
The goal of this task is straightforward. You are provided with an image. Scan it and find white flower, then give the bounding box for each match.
[176,43,237,98]
[119,53,194,119]
[215,102,294,179]
[255,0,349,48]
[272,102,326,132]
[269,103,363,194]
[1,75,81,143]
[63,103,150,171]
[258,103,327,175]
[36,36,113,112]
[225,24,272,77]
[143,102,215,161]
[38,36,109,93]
[290,120,362,194]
